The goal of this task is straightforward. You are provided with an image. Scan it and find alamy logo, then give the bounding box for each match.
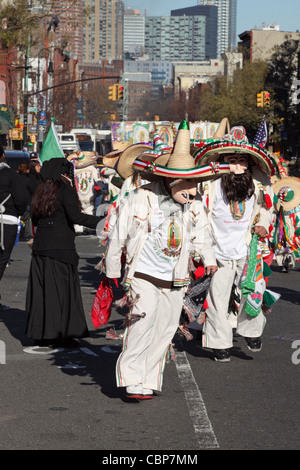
[292,80,300,105]
[291,340,300,365]
[0,340,6,364]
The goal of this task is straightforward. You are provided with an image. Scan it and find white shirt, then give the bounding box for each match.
[135,195,182,281]
[211,178,254,260]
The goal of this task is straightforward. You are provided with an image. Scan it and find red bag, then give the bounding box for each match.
[91,276,114,328]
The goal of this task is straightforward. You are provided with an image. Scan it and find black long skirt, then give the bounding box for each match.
[26,255,89,340]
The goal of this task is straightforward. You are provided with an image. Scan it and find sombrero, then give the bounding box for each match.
[273,177,300,213]
[114,132,173,180]
[102,149,123,168]
[115,143,153,180]
[132,120,230,181]
[67,151,97,169]
[193,121,278,177]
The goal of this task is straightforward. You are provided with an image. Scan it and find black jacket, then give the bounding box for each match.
[19,171,40,205]
[32,182,100,258]
[0,163,28,217]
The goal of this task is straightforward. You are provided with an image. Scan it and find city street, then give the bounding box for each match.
[0,234,299,452]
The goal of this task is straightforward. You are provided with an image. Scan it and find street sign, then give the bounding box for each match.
[29,125,37,134]
[39,110,47,126]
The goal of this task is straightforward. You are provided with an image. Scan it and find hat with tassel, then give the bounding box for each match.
[132,120,230,181]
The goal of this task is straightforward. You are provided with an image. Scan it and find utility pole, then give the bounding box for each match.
[23,52,29,148]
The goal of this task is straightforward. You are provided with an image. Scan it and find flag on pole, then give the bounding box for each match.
[39,118,65,163]
[253,117,268,149]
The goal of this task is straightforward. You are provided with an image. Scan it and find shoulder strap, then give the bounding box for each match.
[0,194,12,251]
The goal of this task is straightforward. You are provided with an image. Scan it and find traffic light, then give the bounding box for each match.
[117,84,124,101]
[154,115,160,121]
[264,91,270,107]
[257,92,264,108]
[108,85,117,101]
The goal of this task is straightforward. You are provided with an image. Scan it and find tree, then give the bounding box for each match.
[0,0,43,52]
[194,60,272,140]
[83,83,116,128]
[266,38,300,155]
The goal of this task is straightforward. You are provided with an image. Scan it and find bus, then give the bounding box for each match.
[70,128,112,156]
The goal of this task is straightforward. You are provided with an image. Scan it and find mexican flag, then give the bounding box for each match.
[39,119,65,163]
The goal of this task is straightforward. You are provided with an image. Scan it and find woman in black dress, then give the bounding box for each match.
[25,158,100,347]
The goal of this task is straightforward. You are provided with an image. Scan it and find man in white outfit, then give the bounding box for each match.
[68,151,101,233]
[194,124,277,362]
[104,121,230,398]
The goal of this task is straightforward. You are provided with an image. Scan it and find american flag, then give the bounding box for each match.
[253,117,268,148]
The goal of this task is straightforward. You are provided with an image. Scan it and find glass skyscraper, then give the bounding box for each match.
[198,0,238,58]
[145,15,206,61]
[171,4,218,60]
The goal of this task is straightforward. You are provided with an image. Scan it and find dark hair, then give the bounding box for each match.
[221,170,255,202]
[31,175,81,220]
[17,162,30,174]
[31,179,60,219]
[0,146,4,157]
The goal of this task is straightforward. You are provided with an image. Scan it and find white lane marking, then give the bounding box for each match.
[175,349,219,449]
[23,346,63,355]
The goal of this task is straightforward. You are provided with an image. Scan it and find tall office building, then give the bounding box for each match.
[145,15,206,61]
[123,8,145,57]
[171,5,218,60]
[53,0,85,62]
[199,0,237,58]
[83,0,124,63]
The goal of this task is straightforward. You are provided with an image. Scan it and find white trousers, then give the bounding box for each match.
[116,277,185,391]
[202,257,266,350]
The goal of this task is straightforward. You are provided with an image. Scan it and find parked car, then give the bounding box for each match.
[4,150,30,171]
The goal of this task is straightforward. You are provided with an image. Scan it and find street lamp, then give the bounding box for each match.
[35,48,54,148]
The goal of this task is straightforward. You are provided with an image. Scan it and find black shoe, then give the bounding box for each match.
[52,338,80,348]
[245,337,262,352]
[33,339,53,347]
[213,349,230,362]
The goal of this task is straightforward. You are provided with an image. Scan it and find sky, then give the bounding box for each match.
[124,0,300,37]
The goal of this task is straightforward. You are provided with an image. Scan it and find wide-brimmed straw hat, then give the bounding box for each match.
[132,120,230,181]
[273,176,300,213]
[67,150,97,168]
[102,149,123,168]
[193,120,278,177]
[110,133,171,180]
[115,143,153,179]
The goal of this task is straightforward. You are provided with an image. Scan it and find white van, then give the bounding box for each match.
[58,133,79,155]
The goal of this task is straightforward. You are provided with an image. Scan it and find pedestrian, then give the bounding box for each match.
[67,151,102,234]
[104,121,229,399]
[271,176,300,272]
[0,146,28,310]
[194,122,278,362]
[25,156,101,348]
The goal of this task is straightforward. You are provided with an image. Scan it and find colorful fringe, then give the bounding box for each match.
[241,234,280,317]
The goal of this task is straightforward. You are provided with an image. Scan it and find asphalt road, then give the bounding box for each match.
[0,235,299,453]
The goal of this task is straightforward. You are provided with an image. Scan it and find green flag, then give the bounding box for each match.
[39,119,65,163]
